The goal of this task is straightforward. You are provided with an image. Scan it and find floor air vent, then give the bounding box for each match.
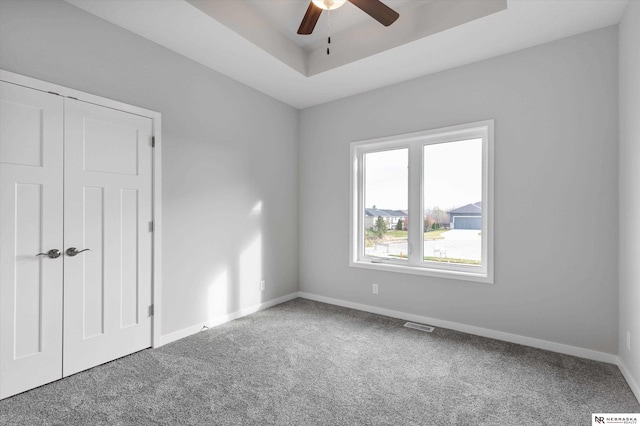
[404,322,435,332]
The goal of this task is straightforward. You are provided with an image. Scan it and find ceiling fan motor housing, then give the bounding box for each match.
[312,0,348,11]
[298,0,399,35]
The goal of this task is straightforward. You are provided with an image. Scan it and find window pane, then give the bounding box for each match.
[363,148,408,261]
[423,139,482,266]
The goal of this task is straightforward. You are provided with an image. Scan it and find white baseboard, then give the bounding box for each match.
[297,292,619,364]
[156,292,299,347]
[617,358,640,404]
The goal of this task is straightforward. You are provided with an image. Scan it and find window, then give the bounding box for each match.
[350,120,494,283]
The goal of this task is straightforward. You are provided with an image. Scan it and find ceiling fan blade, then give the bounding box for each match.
[348,0,399,26]
[297,2,323,35]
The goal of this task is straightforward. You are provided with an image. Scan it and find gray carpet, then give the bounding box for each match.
[1,298,638,425]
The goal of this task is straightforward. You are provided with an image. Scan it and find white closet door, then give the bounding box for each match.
[62,99,153,376]
[0,82,64,399]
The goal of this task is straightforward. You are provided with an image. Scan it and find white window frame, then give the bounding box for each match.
[350,120,494,283]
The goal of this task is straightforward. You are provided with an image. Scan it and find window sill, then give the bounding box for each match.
[350,259,494,284]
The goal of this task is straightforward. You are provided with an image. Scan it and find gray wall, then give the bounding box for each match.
[0,0,299,336]
[299,27,619,354]
[619,1,640,391]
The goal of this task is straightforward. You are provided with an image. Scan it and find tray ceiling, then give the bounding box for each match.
[66,0,628,109]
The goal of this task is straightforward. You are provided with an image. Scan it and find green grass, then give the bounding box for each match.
[369,229,449,239]
[387,230,407,238]
[423,229,447,240]
[365,228,450,247]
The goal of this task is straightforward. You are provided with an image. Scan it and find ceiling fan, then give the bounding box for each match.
[297,0,400,35]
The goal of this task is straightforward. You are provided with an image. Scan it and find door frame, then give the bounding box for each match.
[0,69,163,348]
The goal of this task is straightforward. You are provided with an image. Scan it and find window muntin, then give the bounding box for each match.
[350,121,493,283]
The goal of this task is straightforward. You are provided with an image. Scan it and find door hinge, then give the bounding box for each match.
[151,136,155,147]
[149,304,154,316]
[149,221,154,232]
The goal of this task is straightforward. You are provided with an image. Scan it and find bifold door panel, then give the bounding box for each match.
[0,82,65,399]
[0,81,153,399]
[63,99,153,376]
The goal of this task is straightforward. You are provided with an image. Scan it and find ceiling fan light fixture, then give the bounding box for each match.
[311,0,347,11]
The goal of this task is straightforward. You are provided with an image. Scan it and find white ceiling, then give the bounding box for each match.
[65,0,629,109]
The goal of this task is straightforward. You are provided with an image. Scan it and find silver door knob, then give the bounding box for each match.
[66,247,90,257]
[36,249,61,259]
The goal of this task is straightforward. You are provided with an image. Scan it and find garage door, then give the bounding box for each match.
[453,216,481,230]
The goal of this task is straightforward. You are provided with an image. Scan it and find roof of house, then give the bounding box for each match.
[448,202,482,215]
[364,208,407,218]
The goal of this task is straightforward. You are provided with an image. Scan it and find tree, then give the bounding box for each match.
[424,215,435,232]
[375,216,387,238]
[428,207,449,228]
[396,219,404,231]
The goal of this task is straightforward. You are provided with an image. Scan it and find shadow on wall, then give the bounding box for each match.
[207,200,264,325]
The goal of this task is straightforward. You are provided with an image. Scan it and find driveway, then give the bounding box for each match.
[369,229,481,262]
[440,229,481,241]
[425,229,481,261]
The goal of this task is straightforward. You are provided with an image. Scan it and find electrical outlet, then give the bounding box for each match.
[260,280,265,291]
[627,331,631,351]
[372,283,379,294]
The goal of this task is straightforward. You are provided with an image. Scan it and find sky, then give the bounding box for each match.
[364,138,481,211]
